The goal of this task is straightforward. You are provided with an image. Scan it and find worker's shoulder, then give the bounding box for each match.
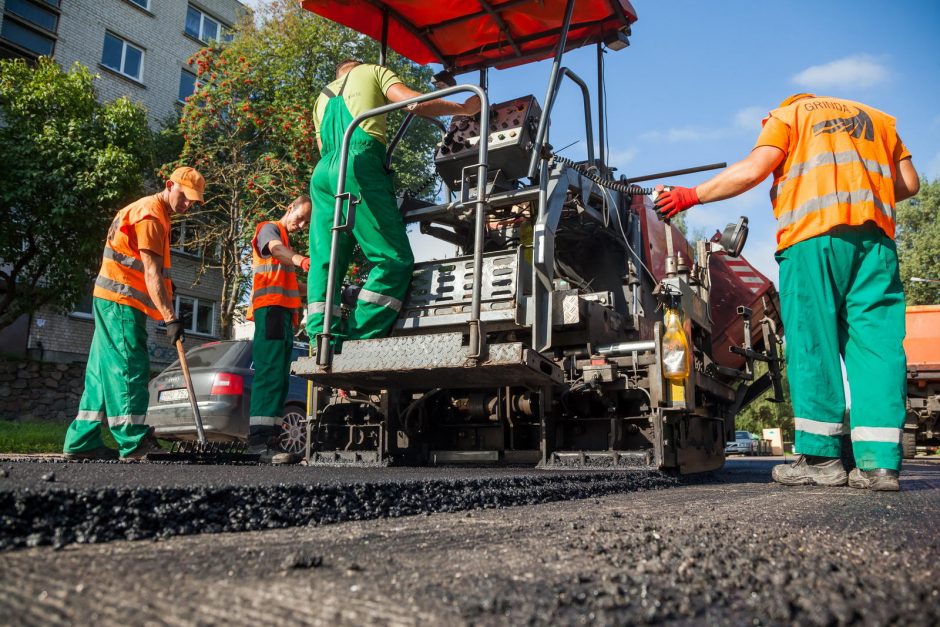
[121,194,168,221]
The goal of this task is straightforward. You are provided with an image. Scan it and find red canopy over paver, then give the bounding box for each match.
[300,0,637,73]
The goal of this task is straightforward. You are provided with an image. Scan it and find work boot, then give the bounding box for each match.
[771,455,847,487]
[63,446,119,461]
[848,468,900,492]
[122,428,163,461]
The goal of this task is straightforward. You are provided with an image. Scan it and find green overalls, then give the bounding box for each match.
[248,306,294,445]
[778,223,907,471]
[306,74,414,341]
[62,298,153,457]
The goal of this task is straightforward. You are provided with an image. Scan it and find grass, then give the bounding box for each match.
[0,420,118,453]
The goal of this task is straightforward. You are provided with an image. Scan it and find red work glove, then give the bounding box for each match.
[300,257,311,272]
[654,185,700,220]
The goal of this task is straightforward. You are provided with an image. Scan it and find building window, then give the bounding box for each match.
[177,295,217,337]
[185,5,221,43]
[178,69,197,103]
[70,284,95,320]
[101,32,144,82]
[0,0,60,59]
[6,0,58,32]
[126,0,150,10]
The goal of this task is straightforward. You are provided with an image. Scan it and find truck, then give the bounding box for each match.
[903,305,940,458]
[293,0,785,473]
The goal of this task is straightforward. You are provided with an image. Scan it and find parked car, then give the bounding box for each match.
[725,430,758,456]
[146,340,309,454]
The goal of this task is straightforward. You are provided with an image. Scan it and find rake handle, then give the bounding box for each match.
[176,339,208,445]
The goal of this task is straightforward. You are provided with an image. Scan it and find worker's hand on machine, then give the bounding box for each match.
[653,185,700,220]
[166,318,185,345]
[300,257,311,272]
[462,95,481,116]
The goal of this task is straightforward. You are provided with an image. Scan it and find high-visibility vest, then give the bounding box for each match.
[247,221,301,325]
[93,194,173,320]
[765,97,906,251]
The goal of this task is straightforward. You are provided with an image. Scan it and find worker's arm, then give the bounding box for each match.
[267,238,309,270]
[140,249,175,322]
[894,157,920,202]
[654,146,785,218]
[386,83,481,118]
[695,145,786,203]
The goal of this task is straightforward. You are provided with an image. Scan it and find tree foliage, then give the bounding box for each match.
[166,0,440,338]
[735,361,795,442]
[896,178,940,305]
[0,58,150,332]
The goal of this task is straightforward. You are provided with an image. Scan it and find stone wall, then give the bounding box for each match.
[0,359,86,423]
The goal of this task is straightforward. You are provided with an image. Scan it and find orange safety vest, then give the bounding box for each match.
[247,221,301,325]
[93,194,173,320]
[764,97,907,251]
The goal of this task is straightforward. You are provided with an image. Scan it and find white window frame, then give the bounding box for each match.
[124,0,150,10]
[160,294,218,337]
[186,5,226,44]
[101,32,144,82]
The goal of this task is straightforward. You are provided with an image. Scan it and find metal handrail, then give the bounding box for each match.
[317,84,490,367]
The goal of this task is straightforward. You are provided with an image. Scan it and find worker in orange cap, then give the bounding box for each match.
[63,167,205,461]
[654,94,920,491]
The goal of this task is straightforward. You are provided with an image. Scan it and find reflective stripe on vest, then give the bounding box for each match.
[92,194,173,320]
[767,98,900,251]
[249,221,301,322]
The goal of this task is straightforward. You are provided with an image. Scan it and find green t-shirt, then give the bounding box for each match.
[313,64,403,145]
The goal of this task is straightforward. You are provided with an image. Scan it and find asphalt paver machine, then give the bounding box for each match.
[295,0,784,473]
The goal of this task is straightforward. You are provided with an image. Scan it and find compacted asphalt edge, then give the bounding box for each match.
[0,465,677,551]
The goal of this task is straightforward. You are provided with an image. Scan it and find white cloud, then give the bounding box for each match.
[791,54,890,90]
[925,151,940,182]
[733,106,765,130]
[606,146,638,170]
[641,106,767,144]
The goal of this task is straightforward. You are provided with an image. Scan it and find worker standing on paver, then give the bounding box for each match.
[654,94,920,491]
[246,196,312,464]
[63,168,205,461]
[307,59,481,343]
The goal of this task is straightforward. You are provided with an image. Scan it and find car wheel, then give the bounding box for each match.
[274,403,307,455]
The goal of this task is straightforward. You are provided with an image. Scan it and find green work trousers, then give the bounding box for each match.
[62,298,152,457]
[776,223,906,471]
[249,305,293,443]
[306,83,413,342]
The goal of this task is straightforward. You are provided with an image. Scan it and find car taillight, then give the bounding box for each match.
[211,372,244,395]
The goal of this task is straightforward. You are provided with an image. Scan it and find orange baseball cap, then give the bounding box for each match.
[170,167,205,202]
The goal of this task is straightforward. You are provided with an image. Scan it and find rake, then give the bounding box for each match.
[146,339,260,464]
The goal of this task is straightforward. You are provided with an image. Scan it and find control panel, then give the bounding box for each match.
[434,95,542,187]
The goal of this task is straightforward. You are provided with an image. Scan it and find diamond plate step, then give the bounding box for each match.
[292,332,562,389]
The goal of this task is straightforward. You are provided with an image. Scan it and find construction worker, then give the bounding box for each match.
[63,167,205,460]
[654,94,920,491]
[307,59,481,343]
[246,196,311,464]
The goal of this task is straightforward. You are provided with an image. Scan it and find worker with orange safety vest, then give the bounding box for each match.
[654,94,921,491]
[246,195,312,464]
[63,167,205,461]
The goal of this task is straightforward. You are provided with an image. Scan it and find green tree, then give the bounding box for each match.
[736,361,794,442]
[168,0,440,337]
[896,178,940,305]
[0,58,150,332]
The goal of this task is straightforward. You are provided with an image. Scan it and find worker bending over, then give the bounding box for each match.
[63,168,205,460]
[654,94,920,491]
[307,59,481,342]
[246,196,312,464]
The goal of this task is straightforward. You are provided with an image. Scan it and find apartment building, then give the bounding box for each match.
[0,0,247,125]
[0,0,247,368]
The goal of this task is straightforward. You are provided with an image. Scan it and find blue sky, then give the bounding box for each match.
[412,0,940,283]
[266,0,940,284]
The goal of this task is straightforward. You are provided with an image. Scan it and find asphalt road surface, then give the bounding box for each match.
[1,457,938,625]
